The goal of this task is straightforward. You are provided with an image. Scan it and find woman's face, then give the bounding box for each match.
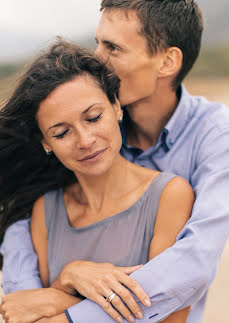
[37,75,123,177]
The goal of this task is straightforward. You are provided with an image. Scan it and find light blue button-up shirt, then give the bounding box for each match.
[1,86,229,323]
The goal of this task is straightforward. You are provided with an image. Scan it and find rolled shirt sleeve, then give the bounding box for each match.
[0,218,42,294]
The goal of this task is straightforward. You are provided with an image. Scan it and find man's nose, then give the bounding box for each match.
[94,45,108,64]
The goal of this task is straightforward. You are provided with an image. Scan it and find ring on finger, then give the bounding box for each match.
[106,292,117,303]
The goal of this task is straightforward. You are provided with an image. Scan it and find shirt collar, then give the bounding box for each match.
[164,85,192,149]
[120,84,192,150]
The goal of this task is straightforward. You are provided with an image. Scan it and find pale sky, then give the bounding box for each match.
[0,1,228,62]
[0,0,102,62]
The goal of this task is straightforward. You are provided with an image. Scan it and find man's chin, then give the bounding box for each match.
[119,94,136,107]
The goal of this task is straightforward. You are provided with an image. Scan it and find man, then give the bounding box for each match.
[1,0,229,322]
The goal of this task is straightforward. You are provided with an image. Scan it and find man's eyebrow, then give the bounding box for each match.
[47,104,100,132]
[95,37,121,49]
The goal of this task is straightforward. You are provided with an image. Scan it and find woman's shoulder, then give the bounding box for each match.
[161,175,194,200]
[135,165,193,198]
[31,188,63,229]
[32,195,45,216]
[31,195,47,240]
[148,175,195,260]
[156,175,194,226]
[32,188,61,213]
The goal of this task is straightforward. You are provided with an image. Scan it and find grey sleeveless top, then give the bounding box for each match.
[44,172,176,284]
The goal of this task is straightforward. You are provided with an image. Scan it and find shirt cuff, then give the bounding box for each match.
[66,293,190,323]
[65,309,74,323]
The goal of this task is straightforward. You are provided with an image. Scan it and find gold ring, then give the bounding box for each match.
[106,292,117,303]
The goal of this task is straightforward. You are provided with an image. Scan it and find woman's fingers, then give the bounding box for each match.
[108,278,143,320]
[95,295,124,323]
[110,294,137,322]
[118,271,151,308]
[119,264,143,275]
[98,285,138,322]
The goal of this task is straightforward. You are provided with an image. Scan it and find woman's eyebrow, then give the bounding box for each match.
[47,103,102,132]
[82,103,101,114]
[47,122,65,132]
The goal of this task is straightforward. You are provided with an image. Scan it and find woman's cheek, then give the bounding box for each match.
[52,142,76,168]
[108,120,122,152]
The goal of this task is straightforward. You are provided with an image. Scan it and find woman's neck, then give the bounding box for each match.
[73,155,131,215]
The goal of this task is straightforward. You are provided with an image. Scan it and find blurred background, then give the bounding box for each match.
[0,0,229,322]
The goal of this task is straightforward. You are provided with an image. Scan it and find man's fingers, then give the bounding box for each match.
[118,272,151,308]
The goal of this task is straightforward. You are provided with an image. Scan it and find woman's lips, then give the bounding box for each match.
[78,148,107,163]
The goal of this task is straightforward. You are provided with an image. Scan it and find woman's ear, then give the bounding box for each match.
[41,139,52,155]
[158,47,183,79]
[113,95,123,123]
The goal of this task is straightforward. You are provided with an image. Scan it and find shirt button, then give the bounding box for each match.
[168,138,173,146]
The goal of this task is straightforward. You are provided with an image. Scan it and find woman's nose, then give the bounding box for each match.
[76,129,96,150]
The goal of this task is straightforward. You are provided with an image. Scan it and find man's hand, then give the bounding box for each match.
[0,288,81,323]
[52,261,151,322]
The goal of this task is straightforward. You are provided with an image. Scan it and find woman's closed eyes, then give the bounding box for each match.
[53,113,102,140]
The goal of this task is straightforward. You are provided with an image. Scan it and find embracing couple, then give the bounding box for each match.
[0,1,229,323]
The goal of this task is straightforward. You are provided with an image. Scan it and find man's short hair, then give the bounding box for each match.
[101,0,204,89]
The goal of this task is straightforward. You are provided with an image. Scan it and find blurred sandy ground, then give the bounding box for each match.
[185,78,229,322]
[0,78,229,322]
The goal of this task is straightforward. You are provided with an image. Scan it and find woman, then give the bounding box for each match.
[0,40,194,323]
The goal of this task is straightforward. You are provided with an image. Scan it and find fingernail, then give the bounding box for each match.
[129,315,135,322]
[117,317,123,323]
[137,311,144,319]
[144,298,151,307]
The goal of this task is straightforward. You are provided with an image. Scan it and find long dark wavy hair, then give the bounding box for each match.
[0,39,120,249]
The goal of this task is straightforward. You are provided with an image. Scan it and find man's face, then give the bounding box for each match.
[95,9,163,106]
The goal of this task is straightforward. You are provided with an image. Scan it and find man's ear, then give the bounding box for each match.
[113,95,123,122]
[158,47,183,78]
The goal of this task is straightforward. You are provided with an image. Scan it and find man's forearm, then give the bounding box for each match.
[65,240,205,323]
[0,219,42,294]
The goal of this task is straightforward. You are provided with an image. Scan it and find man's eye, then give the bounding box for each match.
[87,113,102,123]
[108,44,118,52]
[53,129,69,139]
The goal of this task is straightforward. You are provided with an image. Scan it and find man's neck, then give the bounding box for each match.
[126,85,179,150]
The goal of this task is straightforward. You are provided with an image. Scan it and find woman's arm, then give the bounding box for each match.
[0,288,80,323]
[31,195,82,308]
[148,176,194,322]
[30,196,50,287]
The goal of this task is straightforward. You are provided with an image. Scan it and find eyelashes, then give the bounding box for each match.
[87,113,102,123]
[53,129,69,139]
[53,113,102,140]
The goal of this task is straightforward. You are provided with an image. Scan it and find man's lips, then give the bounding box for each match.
[78,148,107,162]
